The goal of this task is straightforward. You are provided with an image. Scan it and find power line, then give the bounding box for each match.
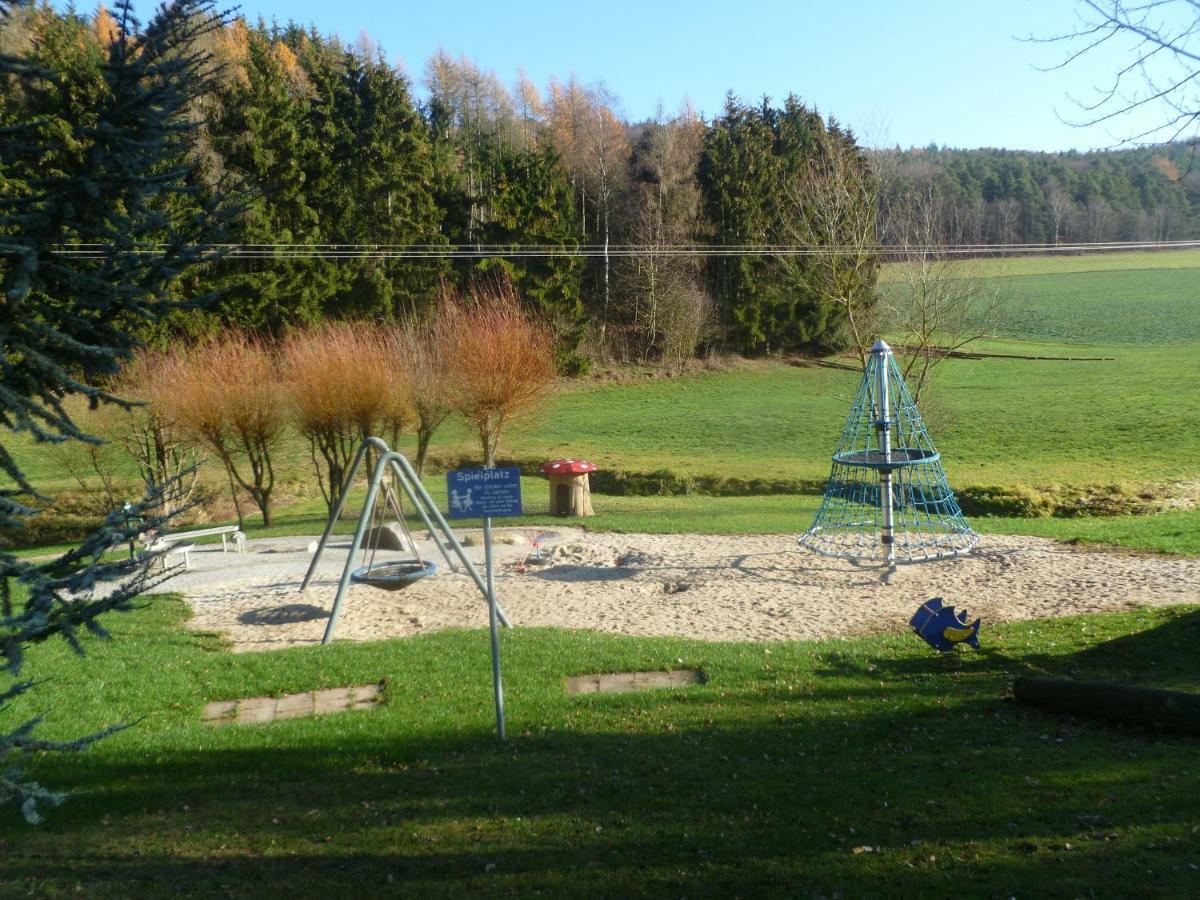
[41,238,1200,260]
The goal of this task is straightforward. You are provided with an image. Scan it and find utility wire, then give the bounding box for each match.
[43,238,1200,260]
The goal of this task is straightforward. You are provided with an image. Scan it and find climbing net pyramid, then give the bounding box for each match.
[799,340,978,564]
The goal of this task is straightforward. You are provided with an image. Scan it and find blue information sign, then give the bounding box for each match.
[446,467,523,519]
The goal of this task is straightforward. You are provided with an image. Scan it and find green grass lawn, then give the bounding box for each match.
[3,249,1198,557]
[23,341,1199,487]
[979,268,1200,345]
[878,247,1200,281]
[2,600,1198,897]
[510,342,1199,486]
[242,483,1200,556]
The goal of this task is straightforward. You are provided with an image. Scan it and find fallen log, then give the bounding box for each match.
[1012,676,1200,735]
[888,345,1115,362]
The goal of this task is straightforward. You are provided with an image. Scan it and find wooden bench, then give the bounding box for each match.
[145,525,246,554]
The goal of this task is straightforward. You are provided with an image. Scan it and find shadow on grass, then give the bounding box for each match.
[809,608,1200,689]
[4,608,1198,897]
[5,693,1198,897]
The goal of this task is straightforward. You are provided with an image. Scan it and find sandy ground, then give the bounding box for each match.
[144,527,1200,652]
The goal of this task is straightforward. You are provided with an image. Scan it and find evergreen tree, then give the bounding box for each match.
[698,95,780,353]
[207,25,339,332]
[0,0,230,821]
[471,143,586,370]
[327,45,445,318]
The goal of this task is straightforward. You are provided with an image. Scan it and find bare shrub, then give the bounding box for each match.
[160,333,285,527]
[445,281,557,466]
[280,322,396,514]
[50,403,129,517]
[391,309,454,477]
[658,282,719,373]
[115,350,205,520]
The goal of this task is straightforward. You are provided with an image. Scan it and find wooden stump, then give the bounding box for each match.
[547,473,594,517]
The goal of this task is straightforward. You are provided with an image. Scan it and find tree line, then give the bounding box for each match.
[6,6,1197,373]
[874,143,1200,247]
[1,5,879,367]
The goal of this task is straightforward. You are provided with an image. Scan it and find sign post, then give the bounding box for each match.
[446,466,522,741]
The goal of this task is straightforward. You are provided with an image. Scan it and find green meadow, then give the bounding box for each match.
[2,600,1198,897]
[3,251,1199,897]
[5,249,1199,556]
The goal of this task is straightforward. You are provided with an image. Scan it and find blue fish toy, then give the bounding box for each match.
[910,597,981,652]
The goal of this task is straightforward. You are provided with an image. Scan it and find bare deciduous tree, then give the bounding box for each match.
[117,350,205,520]
[883,189,1001,404]
[51,406,127,517]
[393,306,456,477]
[1038,1,1200,147]
[780,136,881,368]
[618,104,706,364]
[281,322,397,514]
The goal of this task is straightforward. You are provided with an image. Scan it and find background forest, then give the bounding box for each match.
[3,4,1199,372]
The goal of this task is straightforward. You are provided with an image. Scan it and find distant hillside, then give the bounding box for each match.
[872,143,1200,246]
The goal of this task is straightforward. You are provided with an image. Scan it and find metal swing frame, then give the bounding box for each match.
[301,437,512,643]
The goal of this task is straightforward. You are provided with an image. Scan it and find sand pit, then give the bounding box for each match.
[146,528,1200,652]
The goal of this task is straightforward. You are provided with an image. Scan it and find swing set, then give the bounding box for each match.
[300,437,512,643]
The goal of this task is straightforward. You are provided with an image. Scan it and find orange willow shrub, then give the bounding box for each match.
[158,333,285,528]
[391,305,455,477]
[280,322,411,512]
[445,282,557,466]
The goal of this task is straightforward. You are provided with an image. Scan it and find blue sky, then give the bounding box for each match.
[133,0,1174,151]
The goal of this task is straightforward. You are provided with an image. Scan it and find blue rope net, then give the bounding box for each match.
[799,341,978,564]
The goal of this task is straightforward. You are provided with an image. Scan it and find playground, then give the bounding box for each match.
[156,530,1200,650]
[157,344,1200,652]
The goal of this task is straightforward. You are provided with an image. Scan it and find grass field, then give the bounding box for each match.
[2,248,1197,555]
[976,268,1200,345]
[2,599,1198,897]
[3,251,1199,896]
[877,247,1200,281]
[18,338,1197,489]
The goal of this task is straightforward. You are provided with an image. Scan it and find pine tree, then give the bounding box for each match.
[207,24,338,331]
[326,44,445,318]
[698,95,781,353]
[472,143,586,370]
[0,0,230,822]
[699,95,876,356]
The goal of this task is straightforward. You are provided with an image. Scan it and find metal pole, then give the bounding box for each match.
[483,515,506,740]
[388,459,460,574]
[874,341,895,563]
[322,455,388,644]
[301,437,386,593]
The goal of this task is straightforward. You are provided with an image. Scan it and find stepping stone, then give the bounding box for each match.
[566,669,704,696]
[202,683,382,725]
[274,693,315,720]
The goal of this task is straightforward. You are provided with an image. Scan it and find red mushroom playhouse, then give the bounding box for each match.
[540,459,597,517]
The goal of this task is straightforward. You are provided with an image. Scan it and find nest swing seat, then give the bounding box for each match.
[349,468,437,591]
[350,559,437,591]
